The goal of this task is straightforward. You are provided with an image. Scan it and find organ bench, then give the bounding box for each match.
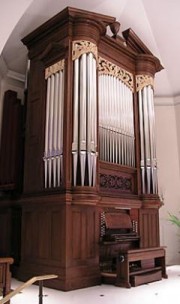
[101,247,168,287]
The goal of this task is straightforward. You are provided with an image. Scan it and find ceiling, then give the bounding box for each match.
[1,0,180,98]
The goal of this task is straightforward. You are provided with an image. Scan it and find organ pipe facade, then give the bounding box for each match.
[72,41,97,187]
[98,57,135,167]
[44,60,65,188]
[136,75,158,194]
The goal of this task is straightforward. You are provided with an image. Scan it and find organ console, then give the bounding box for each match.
[0,7,167,290]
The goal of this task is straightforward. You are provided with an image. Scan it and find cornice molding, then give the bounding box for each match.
[0,55,8,78]
[0,55,25,84]
[174,96,180,106]
[7,70,25,83]
[154,96,180,107]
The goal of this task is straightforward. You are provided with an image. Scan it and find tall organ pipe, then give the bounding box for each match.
[72,51,97,187]
[72,58,79,186]
[57,70,64,187]
[138,82,158,195]
[148,86,158,193]
[138,89,145,194]
[44,60,65,189]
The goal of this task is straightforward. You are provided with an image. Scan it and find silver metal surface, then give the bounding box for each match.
[99,74,135,167]
[44,66,64,188]
[72,52,97,187]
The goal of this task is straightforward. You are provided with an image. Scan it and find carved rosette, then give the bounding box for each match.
[100,173,132,192]
[98,57,134,92]
[72,40,98,61]
[136,74,154,92]
[45,59,65,79]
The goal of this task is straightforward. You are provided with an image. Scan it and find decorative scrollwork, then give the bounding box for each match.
[45,59,65,79]
[72,40,98,61]
[98,57,134,91]
[100,174,132,192]
[136,74,154,92]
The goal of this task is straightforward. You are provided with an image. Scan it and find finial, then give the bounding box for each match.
[110,21,121,38]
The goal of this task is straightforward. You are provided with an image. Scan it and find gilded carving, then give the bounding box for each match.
[136,74,154,92]
[98,57,134,91]
[45,59,65,79]
[72,40,98,61]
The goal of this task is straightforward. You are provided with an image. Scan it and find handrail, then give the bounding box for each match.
[0,274,58,304]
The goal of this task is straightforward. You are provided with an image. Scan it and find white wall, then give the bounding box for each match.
[0,0,33,54]
[155,97,180,265]
[174,96,180,176]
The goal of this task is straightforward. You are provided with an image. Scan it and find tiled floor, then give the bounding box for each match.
[7,265,180,304]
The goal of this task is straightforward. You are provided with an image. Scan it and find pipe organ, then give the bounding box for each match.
[0,7,166,291]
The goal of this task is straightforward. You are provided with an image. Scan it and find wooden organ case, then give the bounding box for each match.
[17,7,167,290]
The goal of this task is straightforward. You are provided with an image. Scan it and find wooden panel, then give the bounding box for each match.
[28,99,41,144]
[99,161,137,195]
[37,210,50,259]
[51,209,65,262]
[72,211,81,259]
[23,60,45,193]
[11,207,22,267]
[20,203,66,267]
[86,210,96,258]
[0,90,22,191]
[131,270,162,287]
[0,265,4,284]
[71,206,98,263]
[139,209,160,248]
[0,210,11,256]
[23,211,39,258]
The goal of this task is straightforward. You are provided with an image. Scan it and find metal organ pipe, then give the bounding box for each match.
[52,72,59,188]
[147,85,158,194]
[138,89,145,194]
[137,75,158,195]
[92,57,97,186]
[89,53,97,187]
[44,60,65,188]
[148,86,158,194]
[79,53,87,186]
[72,58,79,186]
[143,86,151,194]
[98,58,135,168]
[72,40,98,187]
[48,74,55,188]
[57,70,64,187]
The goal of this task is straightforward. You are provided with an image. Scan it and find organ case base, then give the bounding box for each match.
[16,194,100,291]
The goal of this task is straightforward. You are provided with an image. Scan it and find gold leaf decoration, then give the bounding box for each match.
[98,57,134,91]
[45,59,65,79]
[72,40,98,61]
[136,75,154,92]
